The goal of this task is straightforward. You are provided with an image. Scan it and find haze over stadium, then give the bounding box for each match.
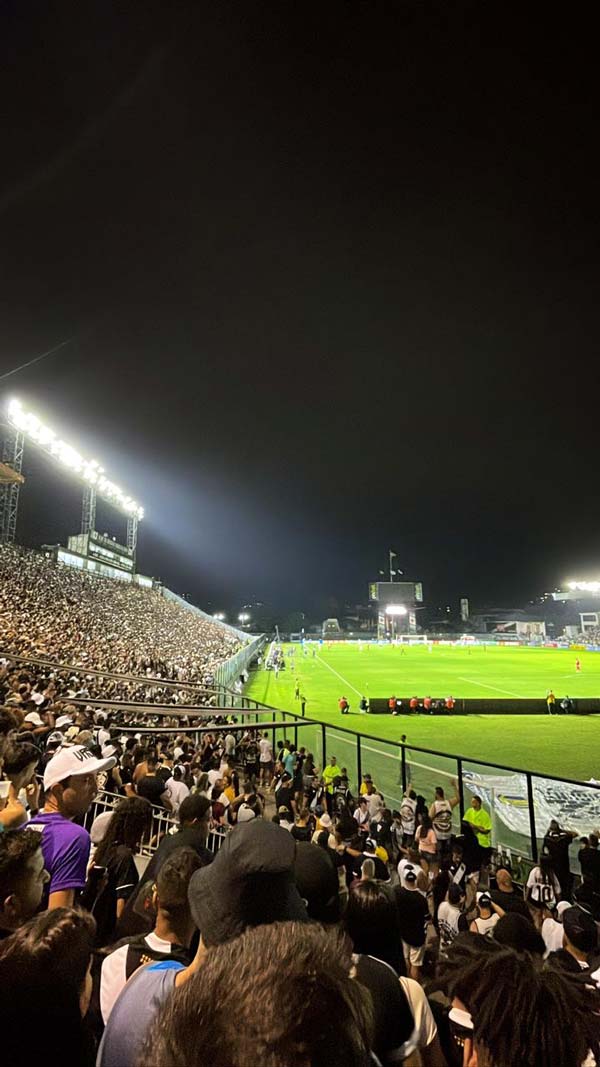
[1,7,600,1067]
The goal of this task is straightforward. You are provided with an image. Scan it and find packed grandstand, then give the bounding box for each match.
[1,544,600,1066]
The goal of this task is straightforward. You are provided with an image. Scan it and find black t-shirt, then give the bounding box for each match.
[353,954,414,1060]
[115,827,213,939]
[275,784,294,811]
[394,886,430,946]
[291,824,312,842]
[91,844,139,946]
[489,886,530,918]
[137,774,167,805]
[579,847,600,886]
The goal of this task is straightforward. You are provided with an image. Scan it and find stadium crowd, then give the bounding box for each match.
[2,696,600,1066]
[0,543,243,695]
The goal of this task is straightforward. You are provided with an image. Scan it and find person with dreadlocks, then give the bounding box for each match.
[82,796,153,945]
[436,933,600,1067]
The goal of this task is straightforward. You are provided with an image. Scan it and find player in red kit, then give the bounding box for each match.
[576,658,581,672]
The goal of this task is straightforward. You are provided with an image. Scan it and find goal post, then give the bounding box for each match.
[397,634,428,645]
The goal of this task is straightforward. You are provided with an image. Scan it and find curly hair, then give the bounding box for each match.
[94,795,153,866]
[437,933,600,1067]
[143,921,373,1067]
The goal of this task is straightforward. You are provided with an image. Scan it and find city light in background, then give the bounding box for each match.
[7,398,144,520]
[238,612,250,624]
[213,612,226,621]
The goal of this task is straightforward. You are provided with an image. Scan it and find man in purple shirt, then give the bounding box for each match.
[27,744,116,909]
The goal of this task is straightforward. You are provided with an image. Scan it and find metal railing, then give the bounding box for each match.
[84,789,228,856]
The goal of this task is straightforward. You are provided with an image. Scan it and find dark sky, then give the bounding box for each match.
[1,4,597,617]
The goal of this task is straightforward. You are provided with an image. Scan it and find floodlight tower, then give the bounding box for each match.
[0,422,24,543]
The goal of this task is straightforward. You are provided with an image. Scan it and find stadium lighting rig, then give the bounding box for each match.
[385,604,407,615]
[567,580,600,593]
[7,398,144,520]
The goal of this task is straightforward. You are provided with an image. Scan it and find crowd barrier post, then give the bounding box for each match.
[356,735,362,792]
[526,772,538,862]
[457,757,465,820]
[399,743,407,794]
[321,723,327,765]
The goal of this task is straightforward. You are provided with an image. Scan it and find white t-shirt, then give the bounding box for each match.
[398,976,438,1057]
[207,768,221,788]
[366,792,384,820]
[526,867,561,901]
[431,799,453,841]
[353,806,370,828]
[259,738,273,763]
[542,916,565,955]
[165,778,190,813]
[100,932,175,1023]
[473,913,499,937]
[438,902,464,951]
[400,796,417,834]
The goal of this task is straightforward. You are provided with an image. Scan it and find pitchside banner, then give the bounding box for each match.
[464,771,600,837]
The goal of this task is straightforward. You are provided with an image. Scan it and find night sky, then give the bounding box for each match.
[1,5,597,619]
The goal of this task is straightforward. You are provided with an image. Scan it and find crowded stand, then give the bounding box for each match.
[2,686,600,1066]
[0,542,243,693]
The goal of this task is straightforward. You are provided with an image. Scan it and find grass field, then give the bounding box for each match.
[245,643,600,783]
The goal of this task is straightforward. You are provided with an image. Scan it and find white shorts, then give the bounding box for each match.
[402,941,426,967]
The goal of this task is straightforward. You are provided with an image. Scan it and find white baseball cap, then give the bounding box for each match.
[24,711,44,726]
[43,744,117,790]
[55,715,74,729]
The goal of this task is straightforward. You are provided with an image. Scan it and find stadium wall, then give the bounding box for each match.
[158,586,266,690]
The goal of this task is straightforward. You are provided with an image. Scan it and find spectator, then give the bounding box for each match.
[99,846,202,1024]
[165,765,190,814]
[438,934,600,1067]
[463,794,492,861]
[116,793,212,938]
[489,866,531,918]
[399,786,418,847]
[561,904,598,969]
[437,883,468,955]
[543,820,578,901]
[493,912,545,955]
[541,899,571,955]
[469,891,503,936]
[429,780,460,859]
[394,866,430,981]
[415,813,439,875]
[526,854,561,905]
[578,832,600,891]
[142,923,373,1067]
[28,744,116,908]
[0,907,97,1067]
[136,755,171,808]
[84,796,153,945]
[0,831,49,939]
[345,878,405,975]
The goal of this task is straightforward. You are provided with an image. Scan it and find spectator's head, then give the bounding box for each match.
[562,905,598,960]
[187,820,308,946]
[143,922,372,1067]
[0,907,96,1067]
[439,934,600,1067]
[42,745,116,818]
[590,833,599,849]
[470,795,482,811]
[345,880,403,973]
[94,796,153,866]
[1,740,39,789]
[0,831,49,932]
[448,884,464,907]
[293,841,340,923]
[493,913,545,955]
[154,846,207,944]
[178,793,210,827]
[435,786,445,800]
[0,707,18,767]
[494,867,513,892]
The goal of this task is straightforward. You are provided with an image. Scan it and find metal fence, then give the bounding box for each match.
[83,789,228,857]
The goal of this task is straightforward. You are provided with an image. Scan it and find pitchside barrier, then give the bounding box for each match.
[366,697,599,714]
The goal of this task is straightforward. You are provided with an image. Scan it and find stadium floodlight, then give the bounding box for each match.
[213,612,226,621]
[238,612,250,623]
[385,604,407,615]
[567,580,600,593]
[7,398,144,520]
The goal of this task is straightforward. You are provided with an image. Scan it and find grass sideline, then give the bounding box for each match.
[245,642,600,782]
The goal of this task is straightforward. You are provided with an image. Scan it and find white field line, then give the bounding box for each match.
[458,676,522,698]
[315,655,364,699]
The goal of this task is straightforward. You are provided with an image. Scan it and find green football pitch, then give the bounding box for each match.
[245,643,600,783]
